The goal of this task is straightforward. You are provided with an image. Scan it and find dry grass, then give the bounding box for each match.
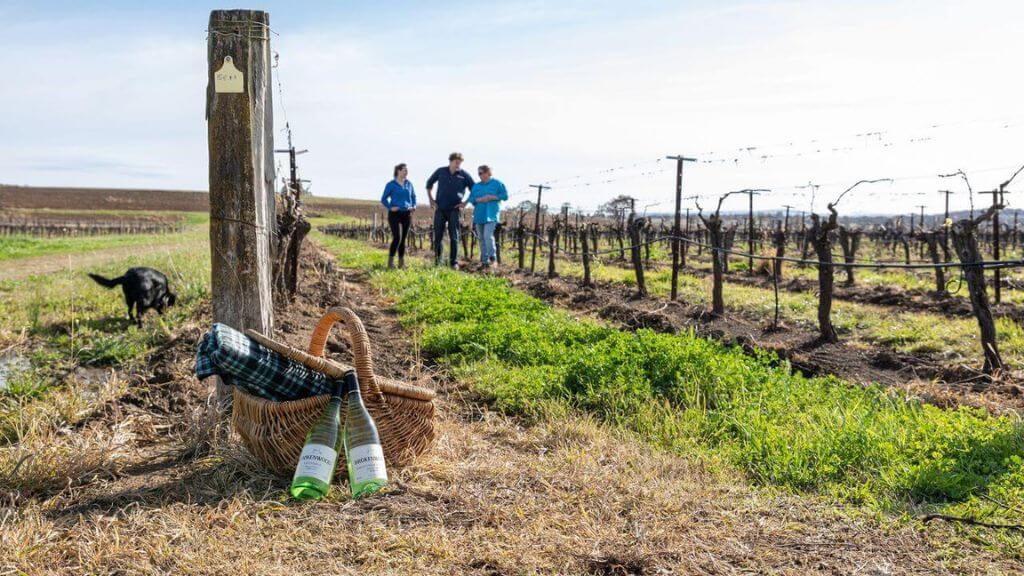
[2,394,1017,575]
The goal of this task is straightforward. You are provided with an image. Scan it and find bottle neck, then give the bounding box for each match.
[329,378,346,401]
[344,371,362,404]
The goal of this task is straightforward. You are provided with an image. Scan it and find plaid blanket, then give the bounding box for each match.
[194,323,333,402]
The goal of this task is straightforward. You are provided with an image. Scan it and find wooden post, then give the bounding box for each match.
[667,156,696,300]
[747,192,755,273]
[684,202,696,263]
[772,223,786,280]
[629,215,647,297]
[547,226,557,278]
[731,189,766,273]
[529,184,548,273]
[771,257,780,329]
[559,204,569,254]
[939,189,954,260]
[207,9,276,409]
[580,225,592,287]
[517,222,526,270]
[979,189,1004,303]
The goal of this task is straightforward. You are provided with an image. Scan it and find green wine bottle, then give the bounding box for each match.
[343,371,388,499]
[289,378,345,500]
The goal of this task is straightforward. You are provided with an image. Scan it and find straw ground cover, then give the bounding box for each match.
[314,237,1024,559]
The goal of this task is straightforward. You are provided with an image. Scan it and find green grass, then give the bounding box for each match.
[320,237,1024,554]
[0,213,209,262]
[0,235,210,441]
[0,242,209,362]
[307,214,363,229]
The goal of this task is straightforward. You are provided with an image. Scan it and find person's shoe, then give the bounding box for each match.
[452,262,460,271]
[398,256,406,269]
[387,256,395,269]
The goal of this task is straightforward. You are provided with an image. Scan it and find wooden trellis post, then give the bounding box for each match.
[207,9,276,410]
[666,155,696,300]
[628,215,647,297]
[580,225,592,287]
[529,184,549,273]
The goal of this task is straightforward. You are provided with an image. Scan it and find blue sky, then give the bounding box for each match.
[1,0,1022,214]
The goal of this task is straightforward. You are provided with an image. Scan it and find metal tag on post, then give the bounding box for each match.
[214,56,244,93]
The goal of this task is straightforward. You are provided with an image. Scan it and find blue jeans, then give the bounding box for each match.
[475,222,497,264]
[433,207,461,266]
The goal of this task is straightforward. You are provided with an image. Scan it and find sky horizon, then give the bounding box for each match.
[1,1,1022,216]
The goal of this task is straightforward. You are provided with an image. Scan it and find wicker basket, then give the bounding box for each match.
[231,307,436,477]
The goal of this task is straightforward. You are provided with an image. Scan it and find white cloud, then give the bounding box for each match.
[0,1,1021,215]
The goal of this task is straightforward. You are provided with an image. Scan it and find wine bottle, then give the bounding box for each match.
[343,371,388,498]
[289,378,345,500]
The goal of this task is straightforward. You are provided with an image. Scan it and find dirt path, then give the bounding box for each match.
[0,239,199,282]
[4,243,1018,574]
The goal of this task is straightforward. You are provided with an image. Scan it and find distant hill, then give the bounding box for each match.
[0,185,378,215]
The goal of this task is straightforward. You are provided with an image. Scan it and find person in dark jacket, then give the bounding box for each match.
[381,163,417,268]
[426,152,475,268]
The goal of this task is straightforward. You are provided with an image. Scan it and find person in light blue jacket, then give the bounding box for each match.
[467,165,508,269]
[381,163,417,268]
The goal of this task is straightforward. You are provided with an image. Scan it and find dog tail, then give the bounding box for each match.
[88,273,124,289]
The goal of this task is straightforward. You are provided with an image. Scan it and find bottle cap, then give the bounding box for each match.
[344,371,360,396]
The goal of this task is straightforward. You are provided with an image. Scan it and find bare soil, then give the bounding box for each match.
[0,185,212,212]
[0,184,377,215]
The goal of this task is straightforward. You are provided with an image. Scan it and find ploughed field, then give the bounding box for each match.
[0,197,1022,573]
[0,184,380,216]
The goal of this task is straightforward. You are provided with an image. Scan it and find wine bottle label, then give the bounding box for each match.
[294,444,338,483]
[349,443,387,483]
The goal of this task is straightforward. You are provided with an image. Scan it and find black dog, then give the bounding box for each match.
[89,267,177,327]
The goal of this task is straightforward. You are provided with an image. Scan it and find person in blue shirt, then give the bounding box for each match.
[467,165,508,270]
[426,152,475,269]
[380,163,417,268]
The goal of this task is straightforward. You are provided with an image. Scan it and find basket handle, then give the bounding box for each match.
[308,307,382,399]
